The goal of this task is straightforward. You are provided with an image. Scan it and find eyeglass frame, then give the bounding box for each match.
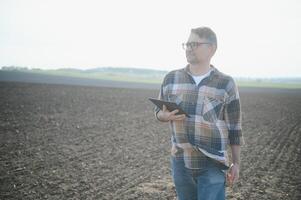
[182,42,212,50]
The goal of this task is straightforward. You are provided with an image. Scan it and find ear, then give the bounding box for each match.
[210,45,217,56]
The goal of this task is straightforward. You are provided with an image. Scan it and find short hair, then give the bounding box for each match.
[191,27,217,47]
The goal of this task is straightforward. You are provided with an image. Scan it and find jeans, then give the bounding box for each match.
[170,156,226,200]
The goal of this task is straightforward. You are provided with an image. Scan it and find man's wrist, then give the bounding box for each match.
[156,111,168,122]
[155,111,163,121]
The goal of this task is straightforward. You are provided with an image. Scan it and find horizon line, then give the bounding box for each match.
[1,65,301,79]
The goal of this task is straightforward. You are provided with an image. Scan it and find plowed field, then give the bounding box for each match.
[0,82,300,200]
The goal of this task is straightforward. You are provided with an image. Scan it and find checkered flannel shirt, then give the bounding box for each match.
[154,64,244,169]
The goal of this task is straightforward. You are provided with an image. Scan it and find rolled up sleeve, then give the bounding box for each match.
[224,78,245,145]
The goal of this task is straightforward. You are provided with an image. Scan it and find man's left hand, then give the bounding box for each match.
[227,163,239,186]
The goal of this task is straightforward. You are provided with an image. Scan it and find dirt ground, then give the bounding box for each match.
[0,81,300,200]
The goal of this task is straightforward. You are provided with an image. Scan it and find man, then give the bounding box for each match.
[154,27,244,200]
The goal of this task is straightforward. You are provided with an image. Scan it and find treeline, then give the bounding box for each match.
[1,66,167,76]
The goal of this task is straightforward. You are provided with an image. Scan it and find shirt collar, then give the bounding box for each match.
[183,64,217,81]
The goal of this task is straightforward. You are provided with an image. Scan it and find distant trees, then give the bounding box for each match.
[1,66,29,71]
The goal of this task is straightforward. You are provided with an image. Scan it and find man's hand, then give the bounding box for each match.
[227,163,239,186]
[157,105,186,122]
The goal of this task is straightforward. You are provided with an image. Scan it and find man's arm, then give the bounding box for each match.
[224,78,244,185]
[224,78,244,146]
[230,145,241,165]
[228,145,241,186]
[154,82,165,121]
[153,76,185,122]
[156,110,168,122]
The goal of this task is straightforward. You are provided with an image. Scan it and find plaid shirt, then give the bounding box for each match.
[154,64,244,169]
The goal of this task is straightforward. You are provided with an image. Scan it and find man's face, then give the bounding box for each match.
[185,32,216,64]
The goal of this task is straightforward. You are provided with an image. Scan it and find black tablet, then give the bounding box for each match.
[149,98,191,118]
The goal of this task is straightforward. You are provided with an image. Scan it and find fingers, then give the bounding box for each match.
[227,173,232,185]
[170,109,179,115]
[233,172,239,183]
[162,105,167,112]
[227,165,234,186]
[162,107,186,121]
[170,114,186,121]
[231,166,239,183]
[230,173,235,184]
[227,165,239,186]
[227,173,235,187]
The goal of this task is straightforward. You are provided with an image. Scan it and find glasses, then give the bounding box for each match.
[182,42,212,50]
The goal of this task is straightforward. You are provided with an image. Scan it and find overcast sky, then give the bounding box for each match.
[0,0,300,77]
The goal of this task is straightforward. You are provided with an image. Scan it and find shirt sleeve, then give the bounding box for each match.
[154,74,169,121]
[153,83,164,120]
[224,78,245,145]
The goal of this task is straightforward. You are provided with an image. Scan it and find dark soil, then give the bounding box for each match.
[0,81,300,200]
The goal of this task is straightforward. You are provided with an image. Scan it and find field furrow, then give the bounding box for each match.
[0,82,300,200]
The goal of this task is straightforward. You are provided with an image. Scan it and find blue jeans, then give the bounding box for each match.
[170,156,226,200]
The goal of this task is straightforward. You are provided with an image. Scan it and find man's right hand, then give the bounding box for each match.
[157,105,186,122]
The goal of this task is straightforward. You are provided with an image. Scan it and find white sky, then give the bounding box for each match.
[0,0,300,78]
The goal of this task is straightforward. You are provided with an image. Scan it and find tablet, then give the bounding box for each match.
[149,98,191,118]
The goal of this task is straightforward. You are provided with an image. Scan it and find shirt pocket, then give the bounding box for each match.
[202,96,225,122]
